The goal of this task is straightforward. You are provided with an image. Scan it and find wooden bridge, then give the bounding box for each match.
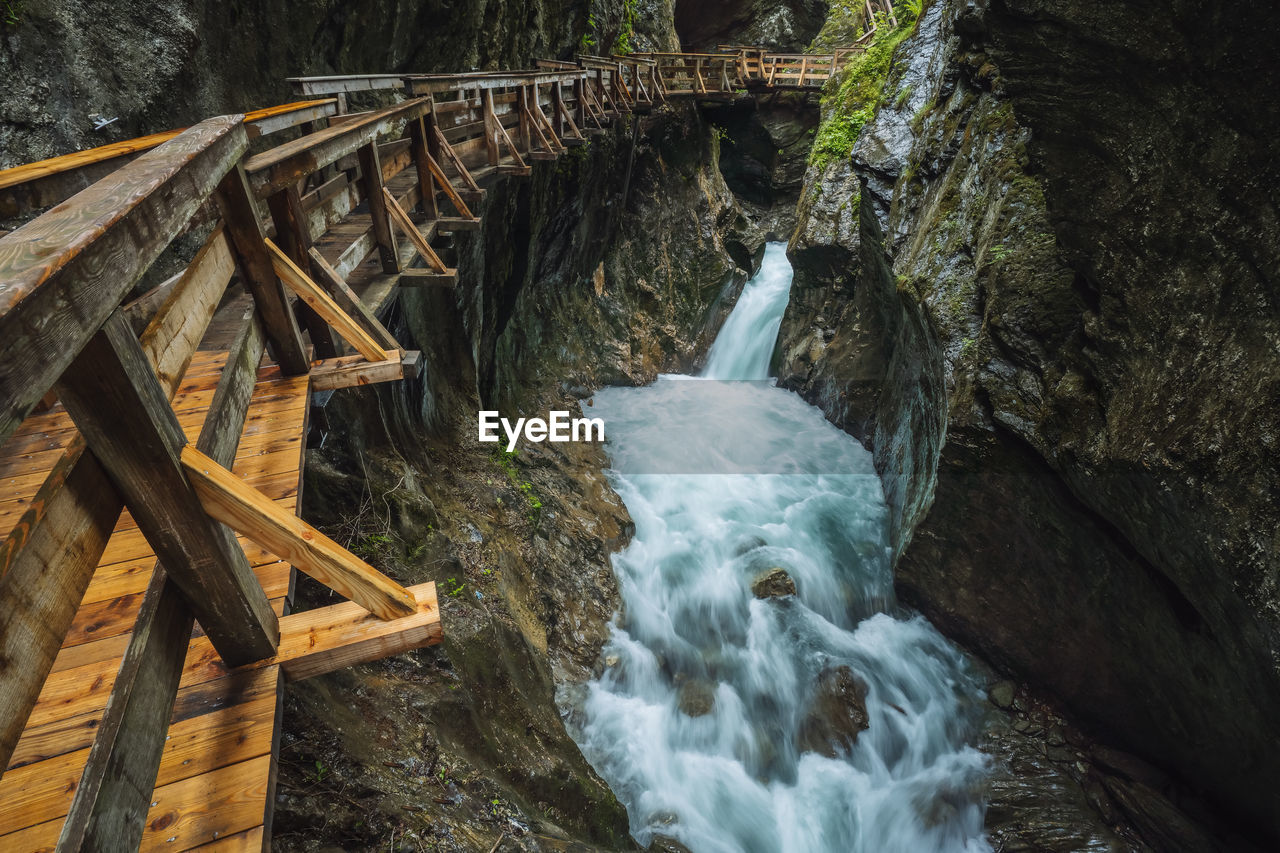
[0,40,865,852]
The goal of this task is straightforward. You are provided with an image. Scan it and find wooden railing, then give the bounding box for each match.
[0,106,439,847]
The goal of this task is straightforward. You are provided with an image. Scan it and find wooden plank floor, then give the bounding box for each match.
[0,348,310,852]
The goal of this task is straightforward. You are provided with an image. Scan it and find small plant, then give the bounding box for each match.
[988,244,1009,262]
[2,0,23,28]
[351,533,392,559]
[491,447,545,526]
[445,577,466,597]
[314,760,330,782]
[615,0,638,54]
[893,84,914,109]
[580,3,598,52]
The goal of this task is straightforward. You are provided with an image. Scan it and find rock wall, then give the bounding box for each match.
[778,0,1280,845]
[672,0,829,51]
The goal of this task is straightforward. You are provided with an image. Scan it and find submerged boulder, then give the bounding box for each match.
[649,834,694,853]
[751,567,798,599]
[677,679,717,718]
[798,665,870,756]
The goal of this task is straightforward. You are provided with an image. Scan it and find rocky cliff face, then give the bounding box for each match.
[673,0,828,51]
[0,0,677,166]
[779,0,1280,846]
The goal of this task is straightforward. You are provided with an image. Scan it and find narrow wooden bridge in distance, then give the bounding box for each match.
[0,33,874,852]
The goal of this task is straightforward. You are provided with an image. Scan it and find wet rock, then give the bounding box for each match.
[988,681,1016,710]
[779,0,1280,839]
[751,567,797,599]
[797,665,870,756]
[674,0,828,51]
[649,835,694,853]
[677,679,716,718]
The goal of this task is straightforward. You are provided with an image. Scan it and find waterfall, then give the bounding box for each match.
[702,246,794,381]
[571,243,990,852]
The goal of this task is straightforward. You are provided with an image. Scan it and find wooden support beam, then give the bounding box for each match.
[356,142,400,274]
[382,188,449,273]
[436,217,481,233]
[408,116,438,219]
[553,82,585,142]
[305,247,401,351]
[264,238,389,363]
[480,90,502,167]
[271,582,440,681]
[515,86,534,154]
[0,438,118,778]
[430,123,482,194]
[0,115,247,447]
[180,445,417,621]
[398,269,458,287]
[54,312,279,667]
[309,349,418,391]
[138,225,236,396]
[214,164,311,376]
[56,308,266,853]
[267,186,340,360]
[423,149,476,220]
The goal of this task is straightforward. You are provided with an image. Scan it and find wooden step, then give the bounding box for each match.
[436,217,481,233]
[398,268,458,287]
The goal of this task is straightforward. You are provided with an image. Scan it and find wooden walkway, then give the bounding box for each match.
[0,351,303,851]
[0,30,871,850]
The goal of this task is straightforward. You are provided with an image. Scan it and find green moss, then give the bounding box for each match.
[808,6,923,171]
[615,0,638,54]
[491,447,544,525]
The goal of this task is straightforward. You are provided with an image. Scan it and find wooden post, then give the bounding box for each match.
[55,312,280,666]
[551,82,565,137]
[515,86,534,154]
[357,141,400,274]
[573,78,587,129]
[408,116,438,220]
[214,165,311,375]
[267,186,339,359]
[481,90,502,166]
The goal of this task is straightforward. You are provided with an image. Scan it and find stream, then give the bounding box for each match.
[570,243,991,852]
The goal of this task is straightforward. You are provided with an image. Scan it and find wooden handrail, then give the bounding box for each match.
[0,100,336,193]
[243,98,431,198]
[0,115,247,446]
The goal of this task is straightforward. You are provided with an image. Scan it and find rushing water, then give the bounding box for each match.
[569,243,991,852]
